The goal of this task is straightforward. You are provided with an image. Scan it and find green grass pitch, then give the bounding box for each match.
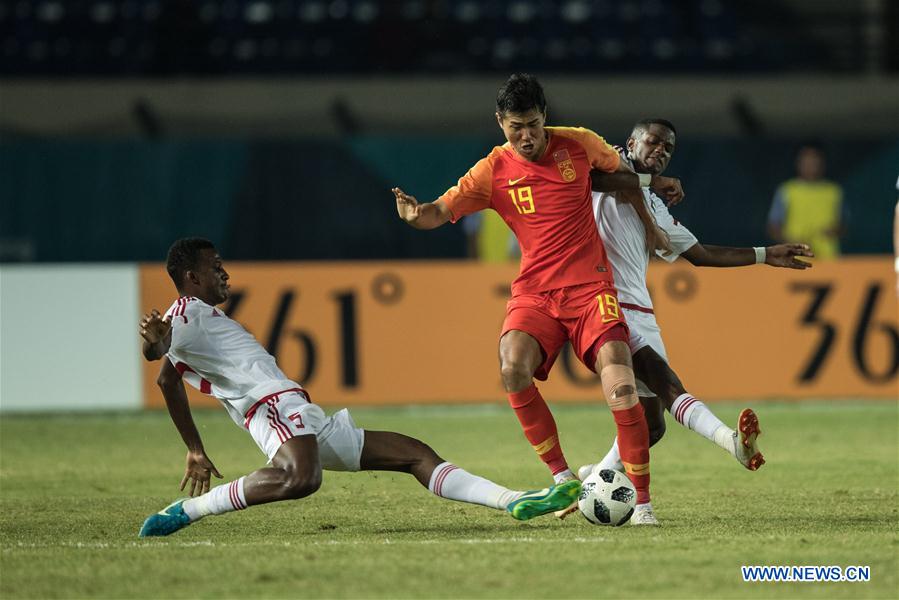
[1,401,896,599]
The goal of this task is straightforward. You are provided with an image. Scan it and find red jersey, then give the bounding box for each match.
[439,127,621,295]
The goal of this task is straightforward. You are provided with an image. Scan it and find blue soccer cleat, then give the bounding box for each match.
[139,499,191,537]
[507,480,582,521]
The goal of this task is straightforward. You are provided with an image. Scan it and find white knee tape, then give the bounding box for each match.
[601,365,638,410]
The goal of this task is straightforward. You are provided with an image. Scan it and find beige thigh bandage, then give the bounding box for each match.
[601,364,639,411]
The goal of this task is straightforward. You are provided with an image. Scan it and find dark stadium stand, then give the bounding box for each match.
[1,1,896,263]
[0,0,891,75]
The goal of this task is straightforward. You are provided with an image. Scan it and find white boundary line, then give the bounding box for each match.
[3,536,615,551]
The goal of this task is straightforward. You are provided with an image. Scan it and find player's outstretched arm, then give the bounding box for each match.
[156,360,223,496]
[392,187,453,230]
[682,243,813,269]
[140,309,172,361]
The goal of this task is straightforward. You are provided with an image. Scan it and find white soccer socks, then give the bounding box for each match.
[182,476,248,522]
[595,394,738,469]
[427,462,521,510]
[596,438,624,472]
[671,394,735,454]
[552,469,576,484]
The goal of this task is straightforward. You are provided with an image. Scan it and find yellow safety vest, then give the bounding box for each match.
[779,179,842,260]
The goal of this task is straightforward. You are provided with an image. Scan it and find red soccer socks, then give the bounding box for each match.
[508,384,569,476]
[612,403,651,504]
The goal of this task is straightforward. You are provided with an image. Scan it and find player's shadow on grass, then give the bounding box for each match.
[369,524,520,536]
[299,520,560,539]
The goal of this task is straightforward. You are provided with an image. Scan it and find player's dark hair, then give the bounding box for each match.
[496,73,547,117]
[631,118,677,137]
[166,237,215,289]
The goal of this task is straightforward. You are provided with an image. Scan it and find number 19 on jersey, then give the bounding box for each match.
[509,186,535,214]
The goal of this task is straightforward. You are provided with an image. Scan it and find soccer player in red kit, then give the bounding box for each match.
[393,74,681,524]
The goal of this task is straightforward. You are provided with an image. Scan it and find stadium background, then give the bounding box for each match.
[2,0,897,411]
[1,2,898,598]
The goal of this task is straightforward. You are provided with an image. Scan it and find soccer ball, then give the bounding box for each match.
[578,469,636,526]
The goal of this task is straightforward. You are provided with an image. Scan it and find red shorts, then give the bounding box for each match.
[501,282,629,380]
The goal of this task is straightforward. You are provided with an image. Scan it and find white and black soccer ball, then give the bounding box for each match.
[578,469,636,526]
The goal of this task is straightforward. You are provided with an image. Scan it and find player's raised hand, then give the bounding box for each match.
[180,450,223,497]
[765,243,814,269]
[139,309,172,344]
[651,175,685,206]
[393,187,424,223]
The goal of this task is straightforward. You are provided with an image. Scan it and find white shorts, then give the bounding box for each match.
[622,307,669,398]
[244,389,364,471]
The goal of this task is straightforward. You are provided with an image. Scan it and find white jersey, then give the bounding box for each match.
[593,172,698,310]
[164,297,302,427]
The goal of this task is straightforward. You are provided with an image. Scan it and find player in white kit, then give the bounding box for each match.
[582,119,814,523]
[138,238,580,536]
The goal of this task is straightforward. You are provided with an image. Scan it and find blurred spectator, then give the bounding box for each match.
[462,212,520,262]
[767,144,845,260]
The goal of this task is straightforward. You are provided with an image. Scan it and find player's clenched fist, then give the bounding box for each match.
[650,175,684,207]
[140,309,172,344]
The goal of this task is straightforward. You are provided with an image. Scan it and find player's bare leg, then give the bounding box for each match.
[593,339,655,525]
[583,396,666,477]
[359,430,442,483]
[634,347,764,470]
[576,398,665,523]
[359,430,580,520]
[557,341,657,521]
[242,435,323,503]
[499,330,575,483]
[585,348,765,475]
[587,348,765,474]
[140,435,323,537]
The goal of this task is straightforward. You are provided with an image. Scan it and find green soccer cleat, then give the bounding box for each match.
[507,480,582,521]
[139,499,191,537]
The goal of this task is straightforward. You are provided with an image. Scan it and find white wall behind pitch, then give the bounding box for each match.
[0,265,142,411]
